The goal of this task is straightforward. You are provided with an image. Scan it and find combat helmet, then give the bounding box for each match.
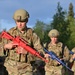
[48,29,59,37]
[13,9,29,22]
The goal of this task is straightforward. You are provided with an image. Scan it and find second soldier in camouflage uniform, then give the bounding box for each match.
[44,29,70,75]
[2,9,44,75]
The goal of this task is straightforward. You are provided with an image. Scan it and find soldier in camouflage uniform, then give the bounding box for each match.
[44,29,70,75]
[2,9,44,75]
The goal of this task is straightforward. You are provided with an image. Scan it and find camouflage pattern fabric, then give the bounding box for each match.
[4,59,32,75]
[0,43,4,56]
[70,47,75,75]
[0,42,8,75]
[2,26,44,75]
[45,65,62,75]
[45,42,70,75]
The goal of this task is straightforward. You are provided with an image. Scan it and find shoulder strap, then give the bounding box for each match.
[45,42,50,49]
[26,28,33,40]
[61,44,65,58]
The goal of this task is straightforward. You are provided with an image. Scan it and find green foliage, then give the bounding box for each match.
[43,24,51,43]
[67,18,75,49]
[68,3,74,18]
[51,2,70,45]
[66,2,75,49]
[33,20,45,41]
[51,2,66,29]
[33,20,51,43]
[33,2,75,50]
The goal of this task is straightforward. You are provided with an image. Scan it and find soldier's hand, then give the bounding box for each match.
[56,59,62,65]
[16,46,27,54]
[4,42,18,50]
[72,54,75,60]
[44,53,50,58]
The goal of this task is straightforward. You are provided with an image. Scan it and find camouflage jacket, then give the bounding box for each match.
[45,42,70,66]
[2,26,44,63]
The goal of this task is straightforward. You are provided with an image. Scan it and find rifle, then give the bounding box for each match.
[0,31,48,62]
[44,48,72,72]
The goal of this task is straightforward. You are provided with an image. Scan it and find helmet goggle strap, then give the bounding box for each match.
[16,16,28,22]
[50,33,58,38]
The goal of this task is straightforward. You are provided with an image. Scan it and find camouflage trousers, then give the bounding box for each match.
[4,59,33,75]
[45,65,63,75]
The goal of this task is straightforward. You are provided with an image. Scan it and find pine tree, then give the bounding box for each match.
[67,3,75,49]
[68,3,74,18]
[51,2,70,44]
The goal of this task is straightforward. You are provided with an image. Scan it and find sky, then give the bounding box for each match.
[0,0,75,31]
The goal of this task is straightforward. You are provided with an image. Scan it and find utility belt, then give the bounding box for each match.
[5,57,30,67]
[5,49,36,64]
[6,53,35,64]
[4,48,28,63]
[6,54,27,63]
[49,64,62,67]
[9,58,26,63]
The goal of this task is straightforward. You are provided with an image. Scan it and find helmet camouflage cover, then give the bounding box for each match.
[13,9,29,21]
[48,29,59,37]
